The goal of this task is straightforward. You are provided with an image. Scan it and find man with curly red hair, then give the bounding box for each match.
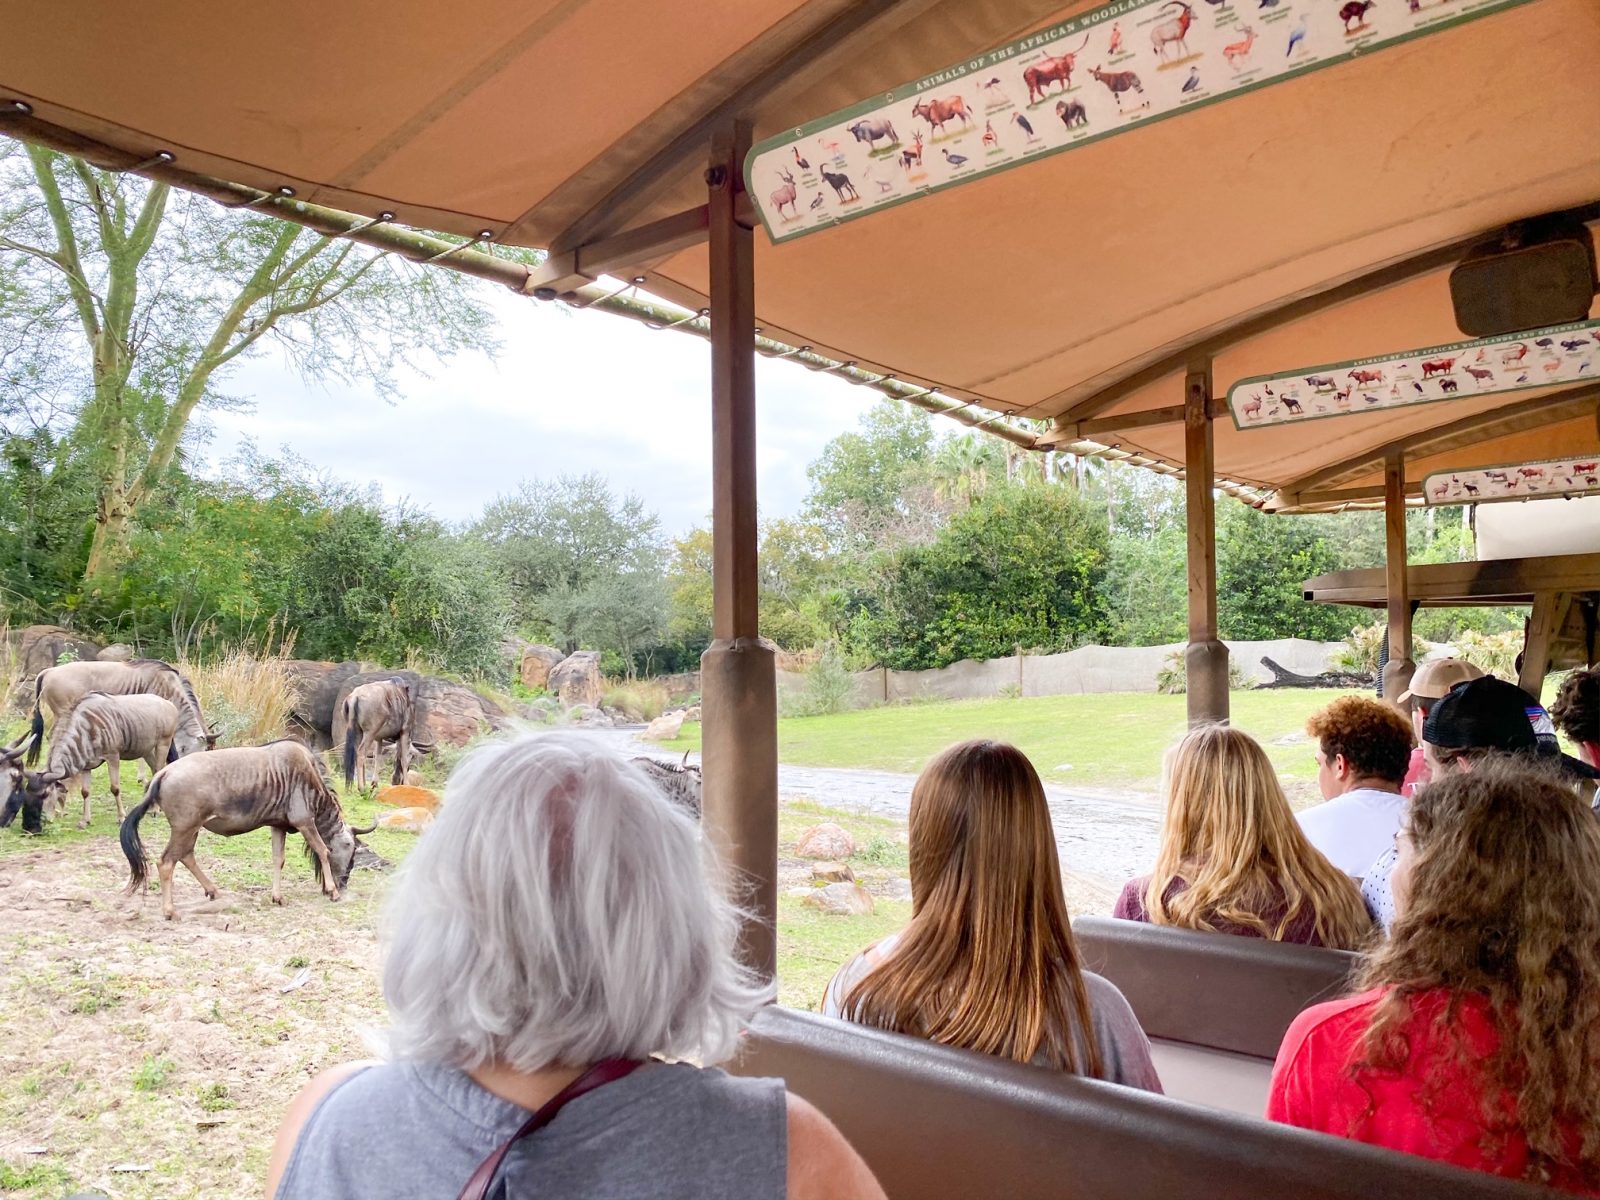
[1297,695,1415,881]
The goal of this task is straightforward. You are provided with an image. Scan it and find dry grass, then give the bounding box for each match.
[601,677,670,722]
[0,621,23,717]
[181,651,297,746]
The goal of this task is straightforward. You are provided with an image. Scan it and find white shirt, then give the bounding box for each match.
[1296,786,1406,878]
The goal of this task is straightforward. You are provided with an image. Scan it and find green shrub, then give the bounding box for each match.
[1157,650,1248,694]
[1331,624,1425,676]
[132,1055,174,1092]
[1452,629,1521,680]
[602,678,669,722]
[782,646,856,717]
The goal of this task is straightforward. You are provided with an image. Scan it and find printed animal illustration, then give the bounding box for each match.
[1108,23,1123,55]
[1334,387,1352,408]
[861,166,893,194]
[1340,0,1375,33]
[1150,2,1195,62]
[1420,358,1454,378]
[911,95,974,135]
[1281,392,1303,415]
[1561,339,1589,351]
[1572,461,1598,474]
[1347,367,1384,387]
[820,166,859,201]
[817,137,842,156]
[847,117,900,150]
[771,169,799,219]
[1182,67,1201,93]
[942,149,969,168]
[1535,337,1555,347]
[1286,15,1307,54]
[793,147,810,170]
[1055,99,1088,128]
[1438,377,1459,393]
[1430,481,1450,500]
[1023,36,1090,105]
[900,132,925,172]
[1484,470,1509,482]
[809,192,825,209]
[1223,25,1256,69]
[1305,375,1335,391]
[1462,480,1479,496]
[1361,392,1382,405]
[1500,341,1527,365]
[1259,0,1279,8]
[1515,372,1529,383]
[1412,381,1425,394]
[1464,365,1494,386]
[1091,66,1148,109]
[1242,394,1263,420]
[982,120,998,148]
[978,77,1009,105]
[1542,358,1562,374]
[1518,467,1546,479]
[1011,112,1036,139]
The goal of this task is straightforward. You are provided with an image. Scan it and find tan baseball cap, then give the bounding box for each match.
[1398,656,1485,704]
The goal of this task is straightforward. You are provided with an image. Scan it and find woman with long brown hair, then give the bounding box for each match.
[822,740,1161,1090]
[1268,761,1600,1193]
[1115,725,1372,949]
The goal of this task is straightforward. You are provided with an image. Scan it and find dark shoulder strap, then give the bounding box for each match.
[457,1059,644,1200]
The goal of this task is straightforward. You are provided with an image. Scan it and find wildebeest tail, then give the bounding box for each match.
[25,674,44,766]
[120,783,158,889]
[341,698,359,788]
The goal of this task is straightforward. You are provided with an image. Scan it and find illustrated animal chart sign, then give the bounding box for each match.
[1424,458,1600,504]
[1225,321,1600,429]
[744,0,1532,242]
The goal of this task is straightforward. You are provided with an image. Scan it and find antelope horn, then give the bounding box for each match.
[348,819,379,836]
[681,751,691,768]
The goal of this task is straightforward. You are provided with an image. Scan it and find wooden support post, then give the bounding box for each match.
[700,121,778,983]
[1518,592,1569,699]
[1184,367,1229,725]
[1381,452,1415,704]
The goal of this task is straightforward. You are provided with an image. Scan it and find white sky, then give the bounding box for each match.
[202,286,881,536]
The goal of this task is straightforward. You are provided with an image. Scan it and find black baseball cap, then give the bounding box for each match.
[1425,676,1600,780]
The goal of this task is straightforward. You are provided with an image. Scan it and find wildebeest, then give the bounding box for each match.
[27,658,215,767]
[1055,100,1088,128]
[341,677,416,790]
[910,95,973,136]
[1023,35,1088,105]
[1304,375,1336,391]
[2,694,182,833]
[632,755,702,818]
[846,117,899,150]
[1090,66,1147,109]
[121,740,376,920]
[820,167,858,202]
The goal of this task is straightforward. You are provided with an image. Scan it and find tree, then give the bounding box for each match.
[804,398,941,551]
[0,143,495,592]
[1216,501,1356,641]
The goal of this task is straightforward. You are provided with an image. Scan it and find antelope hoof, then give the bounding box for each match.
[163,909,177,921]
[325,887,341,903]
[271,893,284,906]
[205,888,218,901]
[77,819,90,830]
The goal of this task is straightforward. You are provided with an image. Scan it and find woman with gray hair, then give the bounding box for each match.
[267,732,884,1200]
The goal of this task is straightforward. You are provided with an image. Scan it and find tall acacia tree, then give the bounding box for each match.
[0,142,496,592]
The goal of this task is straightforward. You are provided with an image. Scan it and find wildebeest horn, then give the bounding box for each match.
[349,819,379,836]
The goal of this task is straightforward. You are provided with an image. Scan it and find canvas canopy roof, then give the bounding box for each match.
[3,0,1597,504]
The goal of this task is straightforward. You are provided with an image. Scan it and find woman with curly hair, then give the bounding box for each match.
[1267,761,1600,1193]
[823,740,1161,1090]
[1115,725,1371,949]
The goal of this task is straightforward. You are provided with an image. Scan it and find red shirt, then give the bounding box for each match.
[1268,987,1598,1194]
[1401,746,1429,797]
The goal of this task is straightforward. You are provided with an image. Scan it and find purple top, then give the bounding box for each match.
[1113,874,1332,947]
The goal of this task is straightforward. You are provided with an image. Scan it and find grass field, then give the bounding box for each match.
[665,688,1354,803]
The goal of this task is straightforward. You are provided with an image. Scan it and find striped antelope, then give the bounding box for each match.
[121,740,377,920]
[2,693,182,833]
[632,754,702,818]
[27,658,216,768]
[340,677,416,790]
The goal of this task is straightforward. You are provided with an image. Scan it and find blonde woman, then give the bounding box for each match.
[1115,725,1372,950]
[822,740,1161,1091]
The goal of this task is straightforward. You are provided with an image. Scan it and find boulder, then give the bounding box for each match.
[566,704,613,729]
[794,822,856,861]
[375,806,434,833]
[98,643,135,662]
[13,626,104,677]
[373,784,441,811]
[519,644,566,691]
[802,882,875,916]
[811,861,856,884]
[683,705,702,722]
[284,660,373,747]
[885,877,914,901]
[548,651,603,708]
[641,711,685,742]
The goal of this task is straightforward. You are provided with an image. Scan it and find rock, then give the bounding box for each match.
[12,625,104,677]
[373,784,441,811]
[376,806,434,832]
[811,860,856,883]
[519,644,566,691]
[566,704,613,728]
[684,705,702,722]
[885,877,914,901]
[641,711,685,742]
[794,822,856,860]
[402,770,427,788]
[98,642,135,662]
[548,650,603,709]
[802,882,875,916]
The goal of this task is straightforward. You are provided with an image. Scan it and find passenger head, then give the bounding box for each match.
[1397,657,1483,741]
[1306,695,1414,799]
[1551,667,1600,768]
[382,731,769,1071]
[1148,725,1370,949]
[1366,761,1600,1185]
[1421,675,1539,777]
[841,740,1100,1074]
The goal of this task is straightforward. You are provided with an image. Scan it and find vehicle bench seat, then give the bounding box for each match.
[731,1006,1548,1200]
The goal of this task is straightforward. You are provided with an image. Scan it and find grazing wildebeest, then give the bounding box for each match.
[2,693,182,833]
[632,755,702,818]
[341,677,415,790]
[27,658,215,767]
[1023,35,1089,105]
[1089,66,1147,109]
[121,740,376,920]
[846,117,899,150]
[910,95,974,136]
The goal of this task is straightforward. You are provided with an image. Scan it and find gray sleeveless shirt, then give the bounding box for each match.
[275,1059,787,1200]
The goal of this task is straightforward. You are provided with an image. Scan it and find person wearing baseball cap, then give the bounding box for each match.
[1396,658,1484,798]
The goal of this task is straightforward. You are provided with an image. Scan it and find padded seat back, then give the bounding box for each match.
[731,1006,1547,1200]
[1072,914,1359,1058]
